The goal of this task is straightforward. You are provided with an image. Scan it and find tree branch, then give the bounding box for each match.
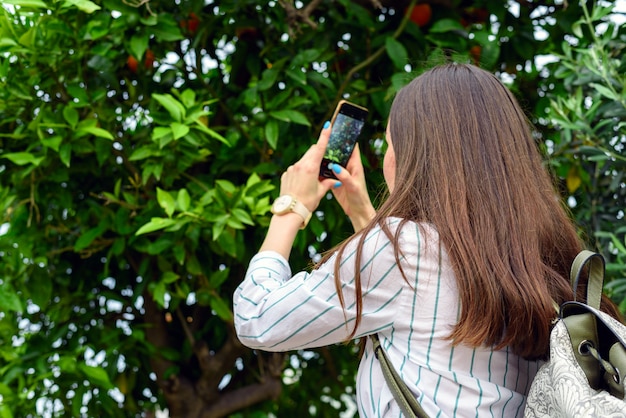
[143,291,175,382]
[334,0,417,103]
[203,377,282,418]
[202,322,247,400]
[279,0,321,35]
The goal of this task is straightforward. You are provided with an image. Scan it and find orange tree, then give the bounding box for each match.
[0,0,623,416]
[539,1,626,311]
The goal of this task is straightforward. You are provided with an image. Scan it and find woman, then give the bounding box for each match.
[233,63,620,416]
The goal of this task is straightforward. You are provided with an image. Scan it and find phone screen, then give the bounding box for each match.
[320,102,367,178]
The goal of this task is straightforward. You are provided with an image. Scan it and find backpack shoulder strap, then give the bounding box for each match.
[372,334,429,418]
[570,250,605,310]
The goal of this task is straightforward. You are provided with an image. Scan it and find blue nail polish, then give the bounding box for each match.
[334,181,342,188]
[323,121,330,129]
[332,163,341,174]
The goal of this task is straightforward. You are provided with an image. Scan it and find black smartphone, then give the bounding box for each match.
[319,100,369,179]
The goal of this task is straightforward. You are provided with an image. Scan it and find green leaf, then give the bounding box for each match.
[177,189,191,212]
[128,145,158,161]
[608,233,626,254]
[269,110,311,126]
[129,33,149,61]
[76,126,114,140]
[152,126,172,141]
[589,83,619,101]
[390,72,412,93]
[429,19,466,34]
[245,172,261,188]
[186,254,203,275]
[40,135,63,152]
[0,38,18,48]
[0,403,14,418]
[140,15,158,26]
[258,67,280,91]
[265,119,279,149]
[74,222,108,251]
[171,122,190,140]
[60,143,72,167]
[571,21,583,38]
[157,188,176,217]
[16,32,36,51]
[216,179,236,194]
[217,229,237,256]
[153,93,185,122]
[162,271,180,284]
[145,237,175,254]
[63,107,79,128]
[66,84,90,103]
[159,132,174,148]
[172,244,185,265]
[114,178,122,198]
[245,173,275,197]
[209,293,233,321]
[245,179,275,198]
[151,281,167,307]
[63,0,101,13]
[142,162,164,183]
[212,216,228,240]
[58,356,78,373]
[3,0,47,8]
[285,68,307,86]
[0,382,14,397]
[1,152,45,166]
[28,268,52,308]
[0,286,22,313]
[135,217,177,235]
[226,216,245,229]
[209,268,230,289]
[385,37,408,70]
[587,154,610,162]
[151,14,184,42]
[231,208,254,226]
[478,41,500,69]
[192,120,230,145]
[78,364,114,389]
[179,89,196,108]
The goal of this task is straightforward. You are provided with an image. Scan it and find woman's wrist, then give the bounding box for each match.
[259,213,304,258]
[350,206,376,232]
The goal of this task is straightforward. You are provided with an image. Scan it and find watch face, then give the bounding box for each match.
[272,195,293,213]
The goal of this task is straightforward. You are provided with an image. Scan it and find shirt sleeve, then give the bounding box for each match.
[233,220,413,351]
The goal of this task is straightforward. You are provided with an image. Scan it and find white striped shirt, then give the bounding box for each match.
[234,218,541,417]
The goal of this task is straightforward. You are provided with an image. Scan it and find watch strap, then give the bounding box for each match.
[272,195,312,229]
[291,199,312,229]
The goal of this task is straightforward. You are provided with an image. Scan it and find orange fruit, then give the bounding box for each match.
[469,45,481,64]
[144,49,155,69]
[187,12,200,34]
[127,55,138,73]
[407,3,432,28]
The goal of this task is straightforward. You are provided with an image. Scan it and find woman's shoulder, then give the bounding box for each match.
[354,217,442,259]
[379,217,439,240]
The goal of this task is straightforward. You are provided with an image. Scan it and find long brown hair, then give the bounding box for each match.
[329,63,620,359]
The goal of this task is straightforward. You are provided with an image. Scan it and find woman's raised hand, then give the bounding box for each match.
[279,122,339,213]
[328,143,376,232]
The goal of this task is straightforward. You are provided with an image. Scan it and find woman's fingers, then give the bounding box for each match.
[345,142,360,165]
[299,121,331,163]
[277,122,336,212]
[316,120,331,153]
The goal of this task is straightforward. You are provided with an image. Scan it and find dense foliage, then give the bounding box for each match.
[0,0,623,416]
[539,1,626,310]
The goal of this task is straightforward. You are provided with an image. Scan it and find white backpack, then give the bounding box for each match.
[525,251,626,417]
